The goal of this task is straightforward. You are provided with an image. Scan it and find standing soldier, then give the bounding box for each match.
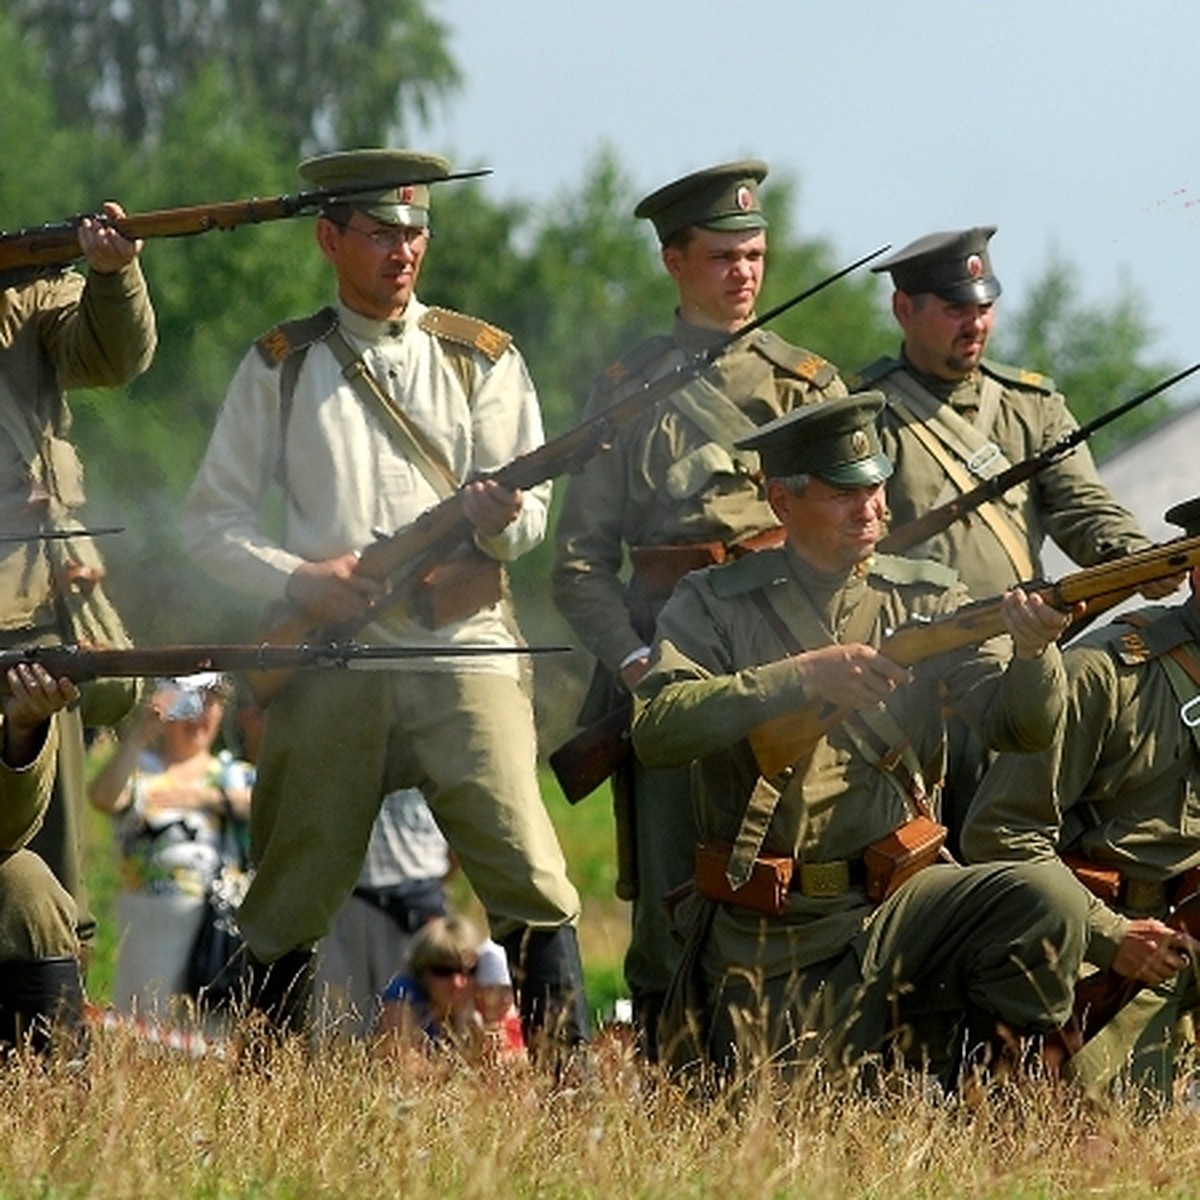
[551,160,846,1057]
[182,149,588,1064]
[962,497,1200,1107]
[0,203,156,996]
[857,226,1168,843]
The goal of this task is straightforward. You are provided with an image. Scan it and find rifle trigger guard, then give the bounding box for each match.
[1181,695,1200,729]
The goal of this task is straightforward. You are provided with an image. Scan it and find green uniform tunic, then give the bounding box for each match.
[552,316,845,1004]
[633,544,1086,1072]
[962,601,1200,1098]
[862,354,1152,598]
[0,263,156,946]
[0,715,80,961]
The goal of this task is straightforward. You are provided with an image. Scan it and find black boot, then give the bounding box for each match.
[0,956,87,1063]
[500,926,591,1070]
[631,990,666,1064]
[235,949,316,1067]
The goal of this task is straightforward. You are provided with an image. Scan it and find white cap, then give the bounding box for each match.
[474,939,511,988]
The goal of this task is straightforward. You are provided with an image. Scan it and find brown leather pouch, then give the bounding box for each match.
[629,542,724,607]
[1060,852,1122,904]
[694,840,793,916]
[411,548,503,628]
[864,816,947,903]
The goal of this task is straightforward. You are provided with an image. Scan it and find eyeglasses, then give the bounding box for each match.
[334,221,431,250]
[426,963,476,979]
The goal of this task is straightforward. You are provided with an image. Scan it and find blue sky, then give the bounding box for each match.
[423,1,1200,384]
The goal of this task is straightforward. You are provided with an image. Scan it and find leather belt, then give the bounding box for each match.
[792,858,866,899]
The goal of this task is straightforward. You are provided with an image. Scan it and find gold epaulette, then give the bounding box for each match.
[751,331,839,387]
[419,306,511,362]
[981,357,1056,394]
[254,307,337,367]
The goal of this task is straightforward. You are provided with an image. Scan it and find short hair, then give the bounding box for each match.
[768,472,812,496]
[408,915,481,978]
[660,225,697,252]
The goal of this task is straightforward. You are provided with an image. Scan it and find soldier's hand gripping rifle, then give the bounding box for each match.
[748,532,1200,777]
[0,171,491,287]
[877,362,1200,555]
[246,245,891,708]
[0,640,565,698]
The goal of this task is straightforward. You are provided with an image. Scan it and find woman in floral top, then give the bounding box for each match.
[88,673,252,1021]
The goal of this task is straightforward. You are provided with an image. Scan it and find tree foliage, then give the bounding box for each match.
[991,255,1174,461]
[8,0,460,155]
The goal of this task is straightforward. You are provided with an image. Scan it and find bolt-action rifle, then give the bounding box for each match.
[0,640,563,697]
[877,362,1200,555]
[748,532,1200,777]
[247,245,891,708]
[0,170,491,286]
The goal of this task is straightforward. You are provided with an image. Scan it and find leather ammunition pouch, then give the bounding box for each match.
[629,527,786,609]
[694,840,793,916]
[411,546,503,628]
[863,815,947,903]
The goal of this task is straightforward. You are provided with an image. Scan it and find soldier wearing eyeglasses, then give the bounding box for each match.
[182,149,589,1064]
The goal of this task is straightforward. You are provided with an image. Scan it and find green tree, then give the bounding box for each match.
[992,254,1177,460]
[9,0,460,155]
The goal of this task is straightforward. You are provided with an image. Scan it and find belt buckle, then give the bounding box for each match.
[966,442,1002,477]
[1123,877,1168,912]
[797,860,850,898]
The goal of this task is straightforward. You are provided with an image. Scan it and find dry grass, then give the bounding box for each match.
[6,1023,1200,1199]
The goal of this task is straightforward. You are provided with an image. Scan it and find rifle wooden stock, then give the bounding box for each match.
[548,699,633,805]
[878,361,1200,555]
[0,640,558,697]
[245,246,892,706]
[748,533,1200,777]
[0,171,492,281]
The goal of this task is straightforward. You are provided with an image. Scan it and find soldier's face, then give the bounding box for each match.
[768,478,888,573]
[894,291,994,380]
[663,228,766,331]
[316,213,429,320]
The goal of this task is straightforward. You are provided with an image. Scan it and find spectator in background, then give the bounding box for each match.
[87,673,252,1022]
[474,938,525,1064]
[376,914,481,1057]
[315,787,451,1041]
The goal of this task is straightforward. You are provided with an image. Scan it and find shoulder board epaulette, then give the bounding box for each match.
[1106,606,1192,666]
[980,357,1056,394]
[419,306,511,362]
[845,355,904,391]
[868,552,959,590]
[254,307,338,368]
[708,548,790,599]
[596,335,675,393]
[750,331,839,387]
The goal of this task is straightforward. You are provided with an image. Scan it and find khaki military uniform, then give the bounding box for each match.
[857,353,1153,846]
[183,298,580,959]
[0,716,80,961]
[963,601,1200,1099]
[0,263,157,946]
[552,316,845,1010]
[862,354,1151,597]
[632,544,1086,1074]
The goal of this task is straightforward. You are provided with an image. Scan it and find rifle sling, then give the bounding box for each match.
[326,326,460,498]
[888,376,1035,579]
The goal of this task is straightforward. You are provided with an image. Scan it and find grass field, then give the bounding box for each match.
[13,750,1200,1197]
